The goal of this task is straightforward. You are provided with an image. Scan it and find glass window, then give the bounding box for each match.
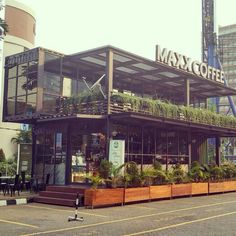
[8,66,17,78]
[43,94,57,113]
[26,73,37,93]
[7,97,15,116]
[63,77,72,97]
[16,96,26,114]
[156,131,167,154]
[28,61,38,73]
[18,63,28,76]
[17,76,27,96]
[44,72,61,94]
[179,133,188,155]
[7,78,16,98]
[27,93,37,114]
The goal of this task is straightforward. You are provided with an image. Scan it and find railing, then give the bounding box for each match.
[55,97,107,115]
[55,94,236,130]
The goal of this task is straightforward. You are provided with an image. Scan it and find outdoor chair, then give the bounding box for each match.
[0,173,7,195]
[20,171,30,191]
[8,174,20,196]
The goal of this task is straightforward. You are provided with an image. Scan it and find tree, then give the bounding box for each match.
[11,130,32,144]
[0,18,8,36]
[0,148,5,162]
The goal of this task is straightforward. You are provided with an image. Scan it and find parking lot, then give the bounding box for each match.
[1,192,236,236]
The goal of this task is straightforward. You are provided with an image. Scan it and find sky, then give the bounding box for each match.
[16,0,236,62]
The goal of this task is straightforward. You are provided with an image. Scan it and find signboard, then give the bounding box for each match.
[156,45,224,84]
[109,140,125,167]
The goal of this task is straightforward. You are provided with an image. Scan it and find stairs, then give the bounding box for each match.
[34,185,88,207]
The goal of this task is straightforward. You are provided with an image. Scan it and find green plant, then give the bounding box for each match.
[124,162,141,187]
[209,164,224,182]
[109,163,125,188]
[99,159,112,179]
[222,163,236,180]
[171,163,185,184]
[86,174,104,189]
[11,130,32,144]
[140,167,156,187]
[0,159,17,176]
[188,161,206,182]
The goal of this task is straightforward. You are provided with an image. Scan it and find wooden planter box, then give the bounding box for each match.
[84,188,124,208]
[191,183,208,195]
[223,181,236,192]
[209,182,224,193]
[171,183,192,197]
[124,187,150,203]
[150,185,171,200]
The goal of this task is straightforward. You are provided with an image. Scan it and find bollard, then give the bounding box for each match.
[68,193,84,222]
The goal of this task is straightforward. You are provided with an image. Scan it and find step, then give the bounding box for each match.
[39,191,78,200]
[46,186,86,194]
[34,196,75,207]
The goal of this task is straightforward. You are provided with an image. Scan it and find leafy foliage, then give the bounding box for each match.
[0,158,17,177]
[11,130,32,144]
[124,161,141,187]
[86,174,104,189]
[99,159,112,179]
[188,161,207,182]
[171,163,185,184]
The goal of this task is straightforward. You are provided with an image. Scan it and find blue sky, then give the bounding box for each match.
[17,0,236,61]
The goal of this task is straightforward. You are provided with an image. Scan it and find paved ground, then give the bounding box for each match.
[1,192,236,236]
[0,191,36,201]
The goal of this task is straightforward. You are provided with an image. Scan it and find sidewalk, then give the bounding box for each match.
[0,191,37,206]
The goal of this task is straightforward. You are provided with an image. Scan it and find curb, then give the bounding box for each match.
[0,197,33,206]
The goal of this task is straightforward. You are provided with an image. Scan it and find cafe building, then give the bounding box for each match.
[3,45,236,186]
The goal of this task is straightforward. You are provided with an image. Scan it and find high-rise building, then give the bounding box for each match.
[218,24,236,115]
[0,0,35,159]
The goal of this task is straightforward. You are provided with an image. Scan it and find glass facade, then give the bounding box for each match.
[112,123,189,169]
[5,51,38,117]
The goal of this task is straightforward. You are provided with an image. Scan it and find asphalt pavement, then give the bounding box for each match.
[1,192,236,236]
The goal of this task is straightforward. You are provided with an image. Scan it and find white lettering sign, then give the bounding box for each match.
[156,45,224,84]
[109,140,125,168]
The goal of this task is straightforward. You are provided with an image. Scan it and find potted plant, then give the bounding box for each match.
[208,164,224,193]
[124,162,149,203]
[222,163,236,192]
[188,161,208,195]
[150,161,171,200]
[171,163,192,197]
[84,173,124,208]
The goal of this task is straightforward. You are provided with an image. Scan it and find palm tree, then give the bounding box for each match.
[11,130,32,144]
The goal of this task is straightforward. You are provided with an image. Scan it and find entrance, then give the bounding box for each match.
[35,130,66,185]
[70,132,106,183]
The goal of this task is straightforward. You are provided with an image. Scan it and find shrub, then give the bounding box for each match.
[140,167,156,187]
[222,164,236,180]
[171,163,185,184]
[188,161,206,182]
[209,165,224,181]
[124,162,141,187]
[99,159,112,179]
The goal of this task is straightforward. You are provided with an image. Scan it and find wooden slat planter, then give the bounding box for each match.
[191,183,208,195]
[223,181,236,192]
[124,187,150,203]
[150,185,171,200]
[209,182,224,193]
[171,183,192,197]
[84,188,124,208]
